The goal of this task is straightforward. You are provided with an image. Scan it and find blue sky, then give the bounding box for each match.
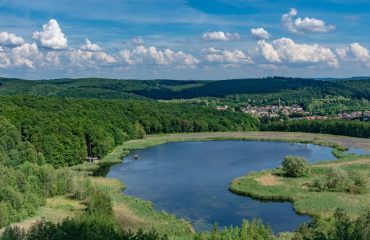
[0,0,369,79]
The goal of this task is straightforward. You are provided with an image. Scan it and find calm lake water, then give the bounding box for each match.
[107,140,338,233]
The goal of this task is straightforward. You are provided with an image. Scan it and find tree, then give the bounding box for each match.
[281,156,308,178]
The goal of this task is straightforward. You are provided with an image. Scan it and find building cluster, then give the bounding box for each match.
[240,105,307,118]
[337,111,370,120]
[216,103,369,122]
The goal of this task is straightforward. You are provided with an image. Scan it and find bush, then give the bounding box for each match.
[194,219,273,240]
[325,168,350,192]
[312,178,327,192]
[293,209,370,240]
[281,156,308,178]
[86,188,112,216]
[313,169,368,194]
[349,171,368,194]
[0,218,169,240]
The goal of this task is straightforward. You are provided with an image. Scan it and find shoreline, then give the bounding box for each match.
[71,132,370,238]
[5,131,369,239]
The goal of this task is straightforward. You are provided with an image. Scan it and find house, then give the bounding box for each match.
[216,105,229,111]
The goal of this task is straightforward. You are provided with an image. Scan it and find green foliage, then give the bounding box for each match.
[324,168,350,192]
[0,117,44,166]
[349,171,368,194]
[0,218,169,240]
[194,219,273,240]
[293,209,370,240]
[262,119,370,138]
[312,168,369,194]
[86,188,113,216]
[1,78,369,110]
[282,156,308,178]
[0,163,74,227]
[0,96,258,167]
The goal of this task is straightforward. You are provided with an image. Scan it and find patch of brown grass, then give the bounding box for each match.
[0,196,85,235]
[316,158,370,168]
[256,173,282,186]
[113,204,144,232]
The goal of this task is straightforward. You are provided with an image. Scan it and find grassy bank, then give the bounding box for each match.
[92,177,194,240]
[230,153,370,218]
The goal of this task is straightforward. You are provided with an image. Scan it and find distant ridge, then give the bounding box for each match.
[314,76,370,81]
[0,76,369,100]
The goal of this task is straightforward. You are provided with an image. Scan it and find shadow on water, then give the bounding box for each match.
[93,163,114,177]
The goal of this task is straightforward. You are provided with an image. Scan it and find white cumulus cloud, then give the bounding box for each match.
[257,40,281,63]
[69,50,116,67]
[282,8,335,34]
[201,31,240,41]
[80,39,102,52]
[120,46,199,66]
[258,38,338,67]
[349,43,370,62]
[336,43,370,65]
[11,43,44,68]
[250,28,270,40]
[202,48,253,65]
[0,32,25,47]
[32,19,68,50]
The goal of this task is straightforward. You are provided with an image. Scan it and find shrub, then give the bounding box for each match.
[86,188,112,216]
[281,156,308,178]
[293,209,370,240]
[312,178,327,192]
[0,218,169,240]
[349,171,368,194]
[195,219,273,240]
[313,169,368,194]
[325,168,350,192]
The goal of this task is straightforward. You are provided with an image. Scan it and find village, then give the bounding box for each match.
[216,104,370,121]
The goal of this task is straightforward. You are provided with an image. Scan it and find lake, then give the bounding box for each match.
[107,140,338,233]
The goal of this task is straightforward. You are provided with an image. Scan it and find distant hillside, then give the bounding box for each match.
[0,77,369,101]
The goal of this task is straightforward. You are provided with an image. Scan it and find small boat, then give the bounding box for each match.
[134,154,139,160]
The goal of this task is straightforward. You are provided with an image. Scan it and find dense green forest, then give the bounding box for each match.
[0,96,258,167]
[262,119,370,138]
[1,77,370,102]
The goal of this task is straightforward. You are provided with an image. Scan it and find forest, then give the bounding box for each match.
[0,96,258,167]
[0,77,369,102]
